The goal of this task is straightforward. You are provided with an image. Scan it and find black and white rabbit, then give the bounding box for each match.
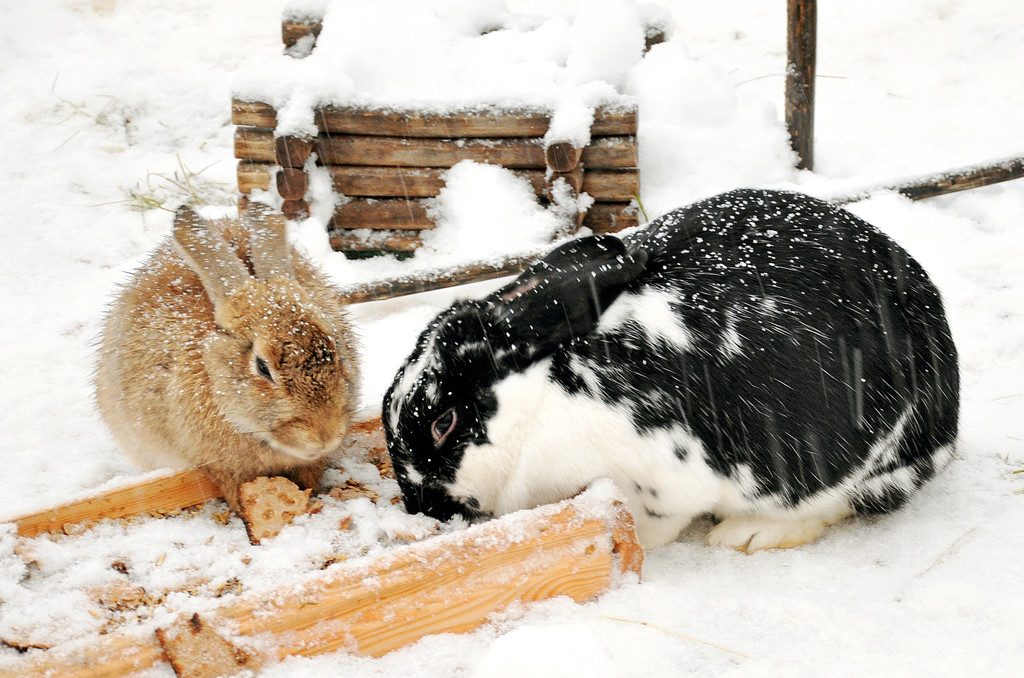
[382,189,959,552]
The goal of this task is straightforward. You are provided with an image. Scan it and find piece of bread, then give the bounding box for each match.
[155,613,261,678]
[237,476,311,544]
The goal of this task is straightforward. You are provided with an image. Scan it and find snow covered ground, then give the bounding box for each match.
[1,0,1023,675]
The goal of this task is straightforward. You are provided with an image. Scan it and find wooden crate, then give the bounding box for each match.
[233,12,652,257]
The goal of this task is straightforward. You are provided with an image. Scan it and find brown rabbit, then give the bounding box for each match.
[95,203,360,512]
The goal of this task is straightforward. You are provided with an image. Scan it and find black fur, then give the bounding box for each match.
[383,189,959,531]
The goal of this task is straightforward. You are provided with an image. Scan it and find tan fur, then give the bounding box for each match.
[95,205,360,512]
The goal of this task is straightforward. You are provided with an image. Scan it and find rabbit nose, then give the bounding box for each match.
[272,419,345,459]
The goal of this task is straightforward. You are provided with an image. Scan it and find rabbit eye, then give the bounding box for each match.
[430,408,457,447]
[253,355,275,384]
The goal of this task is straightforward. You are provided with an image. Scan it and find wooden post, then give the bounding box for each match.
[786,0,817,170]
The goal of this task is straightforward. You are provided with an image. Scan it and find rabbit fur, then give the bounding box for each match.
[382,189,959,552]
[96,204,360,511]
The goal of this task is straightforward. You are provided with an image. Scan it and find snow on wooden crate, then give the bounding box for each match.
[232,2,670,256]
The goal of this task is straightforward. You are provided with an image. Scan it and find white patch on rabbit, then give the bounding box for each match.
[598,288,694,351]
[447,360,728,548]
[391,335,440,424]
[719,307,743,358]
[403,465,424,486]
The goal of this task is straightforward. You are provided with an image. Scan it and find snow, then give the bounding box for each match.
[1,0,1023,675]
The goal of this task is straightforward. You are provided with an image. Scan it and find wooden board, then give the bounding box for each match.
[234,128,637,170]
[11,469,222,539]
[325,199,637,235]
[7,418,386,538]
[232,100,637,138]
[238,163,639,202]
[1,484,641,677]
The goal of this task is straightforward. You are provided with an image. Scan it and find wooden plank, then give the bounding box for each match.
[7,418,386,538]
[786,0,817,170]
[583,202,640,233]
[315,135,548,169]
[330,166,450,198]
[232,100,637,138]
[236,129,637,168]
[215,490,640,659]
[233,127,275,162]
[329,229,423,254]
[0,630,167,678]
[583,170,640,202]
[237,161,271,194]
[231,100,277,129]
[334,198,433,230]
[326,197,635,234]
[0,486,641,676]
[314,134,637,169]
[238,163,639,202]
[10,469,222,539]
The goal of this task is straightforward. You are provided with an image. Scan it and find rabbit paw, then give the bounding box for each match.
[705,515,829,554]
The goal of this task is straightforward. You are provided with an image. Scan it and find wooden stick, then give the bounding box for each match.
[9,469,222,539]
[276,167,308,201]
[828,155,1024,204]
[282,20,321,51]
[546,141,584,173]
[232,100,637,138]
[786,0,817,170]
[547,164,585,201]
[281,199,309,221]
[332,250,547,302]
[0,485,641,676]
[275,135,315,168]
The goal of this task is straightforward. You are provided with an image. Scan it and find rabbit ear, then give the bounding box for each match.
[486,234,648,365]
[244,202,294,280]
[173,205,250,307]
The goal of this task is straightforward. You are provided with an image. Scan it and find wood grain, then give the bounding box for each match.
[10,469,222,538]
[238,163,639,202]
[232,100,637,138]
[0,487,642,676]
